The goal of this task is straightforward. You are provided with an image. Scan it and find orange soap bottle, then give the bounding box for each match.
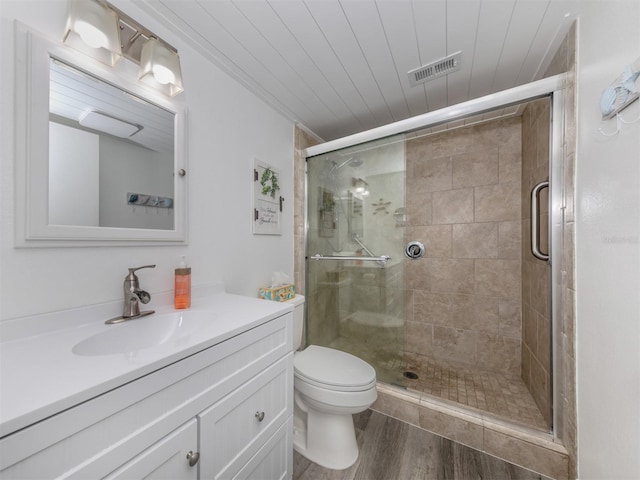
[174,256,191,309]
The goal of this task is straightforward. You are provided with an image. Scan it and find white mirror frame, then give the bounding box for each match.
[14,23,188,247]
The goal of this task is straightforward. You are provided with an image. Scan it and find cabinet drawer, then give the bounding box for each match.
[104,419,198,480]
[199,355,293,480]
[234,417,292,480]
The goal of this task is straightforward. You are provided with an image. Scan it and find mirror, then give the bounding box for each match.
[15,24,187,247]
[49,59,175,230]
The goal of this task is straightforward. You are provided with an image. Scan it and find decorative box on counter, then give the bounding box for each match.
[258,284,295,302]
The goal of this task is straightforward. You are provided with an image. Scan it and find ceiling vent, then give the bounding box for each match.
[408,51,462,87]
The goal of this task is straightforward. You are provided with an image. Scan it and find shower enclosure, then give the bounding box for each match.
[304,76,564,433]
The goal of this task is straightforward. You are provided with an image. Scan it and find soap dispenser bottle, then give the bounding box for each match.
[174,256,191,309]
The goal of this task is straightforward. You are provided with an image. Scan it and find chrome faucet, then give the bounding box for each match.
[106,265,156,324]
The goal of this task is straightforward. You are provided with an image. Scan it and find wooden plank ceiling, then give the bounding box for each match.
[140,0,578,141]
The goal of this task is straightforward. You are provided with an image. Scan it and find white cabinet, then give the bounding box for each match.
[0,313,293,480]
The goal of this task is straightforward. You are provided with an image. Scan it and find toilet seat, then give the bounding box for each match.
[294,345,376,392]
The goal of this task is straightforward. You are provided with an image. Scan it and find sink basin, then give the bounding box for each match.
[72,310,217,356]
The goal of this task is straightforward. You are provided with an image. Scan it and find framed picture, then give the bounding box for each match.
[252,158,282,235]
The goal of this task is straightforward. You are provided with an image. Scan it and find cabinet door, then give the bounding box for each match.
[104,419,198,480]
[199,355,293,480]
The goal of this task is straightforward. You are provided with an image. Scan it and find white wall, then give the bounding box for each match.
[576,1,640,478]
[0,0,294,320]
[98,135,174,230]
[49,122,100,226]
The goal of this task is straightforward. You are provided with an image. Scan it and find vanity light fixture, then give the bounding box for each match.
[63,0,184,96]
[62,0,122,66]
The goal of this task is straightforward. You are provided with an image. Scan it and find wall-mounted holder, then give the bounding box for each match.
[600,60,640,120]
[127,192,173,208]
[598,57,640,137]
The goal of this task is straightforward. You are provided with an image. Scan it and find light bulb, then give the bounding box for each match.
[75,20,108,49]
[152,64,176,85]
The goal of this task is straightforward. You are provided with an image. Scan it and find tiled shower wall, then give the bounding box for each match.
[293,125,322,296]
[404,118,523,376]
[521,98,552,426]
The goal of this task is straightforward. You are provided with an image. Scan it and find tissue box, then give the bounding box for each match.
[258,284,295,302]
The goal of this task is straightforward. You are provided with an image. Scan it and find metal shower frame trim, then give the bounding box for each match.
[303,74,566,158]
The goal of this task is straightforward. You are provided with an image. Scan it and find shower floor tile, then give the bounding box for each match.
[327,334,549,432]
[402,357,549,431]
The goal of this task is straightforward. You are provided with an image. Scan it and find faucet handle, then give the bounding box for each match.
[128,265,156,275]
[125,265,156,285]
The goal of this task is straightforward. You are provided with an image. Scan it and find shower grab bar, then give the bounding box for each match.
[531,180,550,261]
[352,234,376,258]
[310,254,391,266]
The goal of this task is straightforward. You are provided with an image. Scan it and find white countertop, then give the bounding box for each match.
[0,284,291,438]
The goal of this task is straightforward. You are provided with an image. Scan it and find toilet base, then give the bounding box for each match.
[293,402,359,470]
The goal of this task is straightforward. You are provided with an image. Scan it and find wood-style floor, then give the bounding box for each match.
[293,410,550,480]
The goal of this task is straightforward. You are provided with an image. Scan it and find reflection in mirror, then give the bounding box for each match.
[48,58,175,230]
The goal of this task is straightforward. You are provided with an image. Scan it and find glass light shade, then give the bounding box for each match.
[62,0,122,66]
[138,38,184,97]
[353,178,368,194]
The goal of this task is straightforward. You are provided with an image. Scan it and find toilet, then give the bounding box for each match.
[288,295,377,470]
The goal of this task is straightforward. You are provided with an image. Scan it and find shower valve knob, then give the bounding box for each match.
[405,241,426,259]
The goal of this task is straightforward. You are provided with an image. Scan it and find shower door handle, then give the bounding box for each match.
[531,181,549,261]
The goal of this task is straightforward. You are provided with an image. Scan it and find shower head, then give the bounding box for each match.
[348,156,364,167]
[329,156,363,175]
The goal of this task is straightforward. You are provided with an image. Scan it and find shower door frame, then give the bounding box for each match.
[303,74,567,434]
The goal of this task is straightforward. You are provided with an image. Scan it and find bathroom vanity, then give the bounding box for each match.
[0,286,293,479]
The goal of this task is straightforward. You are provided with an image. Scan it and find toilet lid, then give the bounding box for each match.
[294,345,376,388]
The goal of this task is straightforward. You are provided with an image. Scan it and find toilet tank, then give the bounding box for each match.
[286,295,305,351]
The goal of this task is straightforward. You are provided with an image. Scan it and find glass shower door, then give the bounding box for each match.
[305,135,406,385]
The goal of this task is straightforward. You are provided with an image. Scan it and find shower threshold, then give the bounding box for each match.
[372,381,568,480]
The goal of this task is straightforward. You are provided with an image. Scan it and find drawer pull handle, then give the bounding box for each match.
[186,450,200,467]
[255,411,265,422]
